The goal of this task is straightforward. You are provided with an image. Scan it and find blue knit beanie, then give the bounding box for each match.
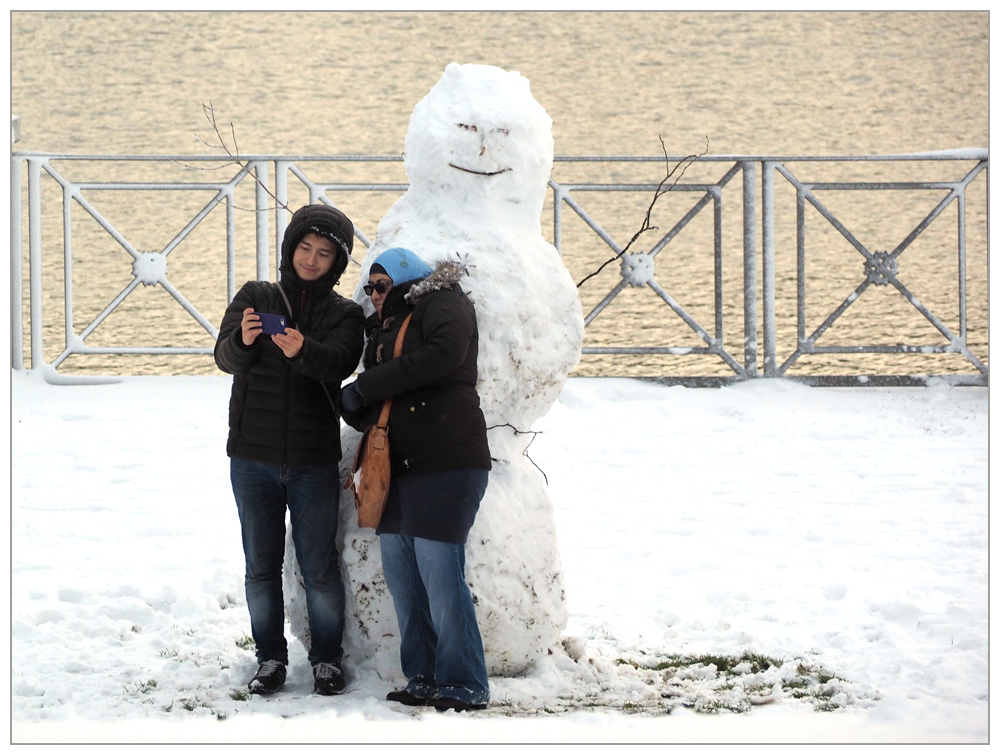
[368,247,433,286]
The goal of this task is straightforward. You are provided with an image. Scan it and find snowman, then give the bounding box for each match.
[285,63,583,679]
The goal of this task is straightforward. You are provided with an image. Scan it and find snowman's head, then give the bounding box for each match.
[403,63,554,219]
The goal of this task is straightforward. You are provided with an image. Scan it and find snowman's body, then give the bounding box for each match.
[285,63,583,678]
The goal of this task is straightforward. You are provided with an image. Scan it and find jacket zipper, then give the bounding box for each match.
[282,361,291,466]
[282,286,299,467]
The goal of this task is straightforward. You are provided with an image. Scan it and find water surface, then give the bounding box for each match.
[11,11,988,377]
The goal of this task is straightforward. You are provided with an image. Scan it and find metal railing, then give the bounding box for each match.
[552,158,757,381]
[10,151,988,385]
[762,156,988,381]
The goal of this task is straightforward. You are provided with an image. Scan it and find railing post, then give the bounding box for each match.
[761,160,777,376]
[796,184,806,346]
[551,180,563,255]
[62,181,74,351]
[225,187,235,303]
[254,161,269,285]
[275,161,289,277]
[27,157,44,370]
[957,185,967,342]
[713,186,724,340]
[741,161,757,377]
[11,154,23,370]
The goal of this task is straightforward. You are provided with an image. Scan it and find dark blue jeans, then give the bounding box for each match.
[231,458,345,666]
[380,534,490,705]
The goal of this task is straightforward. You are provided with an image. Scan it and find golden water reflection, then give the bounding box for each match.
[11,12,988,379]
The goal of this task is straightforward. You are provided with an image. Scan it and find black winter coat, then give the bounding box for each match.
[342,261,492,476]
[215,207,365,467]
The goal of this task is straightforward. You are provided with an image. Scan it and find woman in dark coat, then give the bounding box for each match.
[215,204,365,697]
[340,247,492,712]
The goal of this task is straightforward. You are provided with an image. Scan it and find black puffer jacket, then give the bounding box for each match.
[343,260,492,475]
[215,205,365,466]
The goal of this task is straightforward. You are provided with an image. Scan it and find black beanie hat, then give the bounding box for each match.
[280,204,354,285]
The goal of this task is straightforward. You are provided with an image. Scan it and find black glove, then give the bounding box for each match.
[340,380,367,413]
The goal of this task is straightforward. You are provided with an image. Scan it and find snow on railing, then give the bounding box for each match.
[10,151,989,385]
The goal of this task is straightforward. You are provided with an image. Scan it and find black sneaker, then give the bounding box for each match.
[430,697,487,712]
[312,661,346,696]
[248,660,286,695]
[386,689,433,707]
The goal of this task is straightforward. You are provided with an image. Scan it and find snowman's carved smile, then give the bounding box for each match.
[449,163,512,177]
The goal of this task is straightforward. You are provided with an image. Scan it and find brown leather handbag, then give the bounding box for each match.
[346,313,413,529]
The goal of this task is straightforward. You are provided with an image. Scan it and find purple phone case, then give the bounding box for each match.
[257,313,287,335]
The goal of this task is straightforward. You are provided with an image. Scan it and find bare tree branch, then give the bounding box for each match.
[173,102,289,213]
[576,135,709,288]
[487,423,548,485]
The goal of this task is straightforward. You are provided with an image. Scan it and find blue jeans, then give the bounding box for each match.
[231,458,345,666]
[380,534,489,705]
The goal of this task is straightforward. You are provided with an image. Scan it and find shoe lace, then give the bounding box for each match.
[313,661,342,680]
[256,659,284,677]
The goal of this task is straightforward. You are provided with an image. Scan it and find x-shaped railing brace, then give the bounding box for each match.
[38,159,255,368]
[554,163,747,377]
[773,162,987,376]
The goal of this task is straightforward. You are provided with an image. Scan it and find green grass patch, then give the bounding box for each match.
[122,679,158,696]
[606,651,862,714]
[625,651,784,674]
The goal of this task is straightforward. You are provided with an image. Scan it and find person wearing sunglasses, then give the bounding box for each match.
[340,247,492,712]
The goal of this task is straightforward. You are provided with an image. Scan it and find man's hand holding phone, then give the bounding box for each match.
[241,308,302,357]
[271,326,304,358]
[241,308,263,346]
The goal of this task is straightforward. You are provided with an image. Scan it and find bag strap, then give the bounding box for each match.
[374,312,413,429]
[274,282,339,417]
[275,283,295,326]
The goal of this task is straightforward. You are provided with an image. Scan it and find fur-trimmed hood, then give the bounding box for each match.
[405,259,468,301]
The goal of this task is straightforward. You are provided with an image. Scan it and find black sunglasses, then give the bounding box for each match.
[363,280,393,296]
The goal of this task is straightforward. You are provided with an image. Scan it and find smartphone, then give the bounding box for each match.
[256,312,287,335]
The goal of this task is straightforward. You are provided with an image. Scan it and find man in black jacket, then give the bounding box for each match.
[215,204,365,696]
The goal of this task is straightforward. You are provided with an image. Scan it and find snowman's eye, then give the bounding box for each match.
[457,123,478,132]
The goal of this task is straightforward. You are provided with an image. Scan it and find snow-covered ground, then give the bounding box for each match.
[10,371,988,743]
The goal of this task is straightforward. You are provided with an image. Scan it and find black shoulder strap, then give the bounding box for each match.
[275,283,295,327]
